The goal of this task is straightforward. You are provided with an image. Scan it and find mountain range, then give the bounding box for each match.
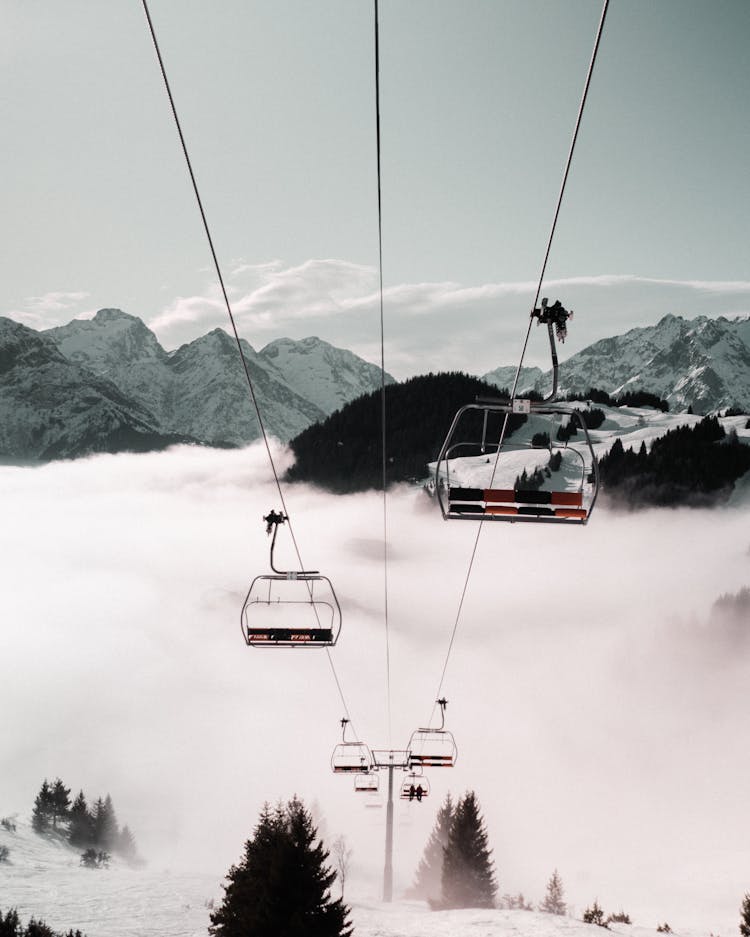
[1,309,748,461]
[483,314,750,411]
[0,309,393,460]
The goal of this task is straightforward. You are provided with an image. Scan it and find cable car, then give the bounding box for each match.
[434,299,599,524]
[400,769,430,802]
[408,698,458,768]
[241,511,342,647]
[331,718,373,774]
[354,771,380,794]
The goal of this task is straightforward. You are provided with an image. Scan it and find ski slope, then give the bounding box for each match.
[0,818,718,937]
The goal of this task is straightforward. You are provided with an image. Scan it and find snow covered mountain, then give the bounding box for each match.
[484,315,750,413]
[0,309,393,459]
[260,335,395,414]
[0,318,192,460]
[481,365,544,395]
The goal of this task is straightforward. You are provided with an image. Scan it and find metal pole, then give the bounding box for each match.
[383,757,394,901]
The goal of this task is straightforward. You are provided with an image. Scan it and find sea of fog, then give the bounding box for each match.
[1,443,748,931]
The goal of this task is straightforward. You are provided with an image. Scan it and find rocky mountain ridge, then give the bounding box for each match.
[0,309,393,459]
[483,314,750,412]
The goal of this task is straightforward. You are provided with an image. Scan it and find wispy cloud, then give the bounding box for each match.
[146,261,750,366]
[6,290,94,330]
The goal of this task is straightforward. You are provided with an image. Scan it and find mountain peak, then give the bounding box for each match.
[93,307,137,323]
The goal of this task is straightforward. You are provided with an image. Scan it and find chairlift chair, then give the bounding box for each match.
[400,769,430,802]
[331,718,373,774]
[434,299,599,524]
[354,771,380,794]
[408,698,458,769]
[241,511,342,647]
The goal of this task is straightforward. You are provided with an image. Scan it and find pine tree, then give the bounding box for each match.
[408,793,454,902]
[0,908,21,936]
[68,792,93,849]
[209,797,352,937]
[740,893,750,937]
[583,900,608,927]
[32,781,54,834]
[439,791,497,909]
[50,779,71,831]
[540,869,566,914]
[92,795,119,850]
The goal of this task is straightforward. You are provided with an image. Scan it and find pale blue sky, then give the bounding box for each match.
[2,0,749,375]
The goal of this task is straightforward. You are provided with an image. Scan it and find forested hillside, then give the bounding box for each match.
[286,372,522,492]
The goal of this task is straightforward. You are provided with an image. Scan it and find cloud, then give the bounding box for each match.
[142,262,750,378]
[1,444,749,928]
[6,290,94,330]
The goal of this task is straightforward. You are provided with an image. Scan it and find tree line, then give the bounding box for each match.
[31,778,138,865]
[286,372,525,492]
[598,415,750,507]
[0,908,85,937]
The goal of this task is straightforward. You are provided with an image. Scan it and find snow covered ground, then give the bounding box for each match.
[0,815,736,937]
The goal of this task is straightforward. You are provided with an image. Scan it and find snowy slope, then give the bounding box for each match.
[0,310,392,458]
[486,315,750,413]
[0,318,189,460]
[430,404,749,491]
[39,311,389,448]
[167,328,325,445]
[260,336,394,414]
[481,365,545,395]
[0,819,706,937]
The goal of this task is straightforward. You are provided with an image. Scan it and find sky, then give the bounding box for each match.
[2,445,750,929]
[2,0,750,377]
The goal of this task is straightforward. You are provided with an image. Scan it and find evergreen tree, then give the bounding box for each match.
[68,792,93,849]
[0,908,21,937]
[31,781,54,834]
[740,893,750,937]
[540,869,566,914]
[583,900,608,927]
[209,797,352,937]
[438,791,497,909]
[407,793,454,902]
[92,795,119,850]
[50,779,71,831]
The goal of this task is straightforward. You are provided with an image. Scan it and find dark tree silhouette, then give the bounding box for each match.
[407,793,454,902]
[68,791,93,848]
[31,781,54,834]
[740,893,750,937]
[437,791,496,909]
[286,372,525,492]
[209,797,352,937]
[50,779,71,831]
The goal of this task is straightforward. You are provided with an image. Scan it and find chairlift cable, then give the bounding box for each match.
[374,0,393,748]
[140,0,361,740]
[426,0,609,723]
[509,0,609,402]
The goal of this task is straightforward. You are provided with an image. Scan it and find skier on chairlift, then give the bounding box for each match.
[263,509,287,534]
[532,298,573,343]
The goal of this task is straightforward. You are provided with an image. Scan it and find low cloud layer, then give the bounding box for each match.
[2,445,749,928]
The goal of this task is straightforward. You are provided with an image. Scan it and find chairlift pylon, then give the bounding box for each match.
[331,718,373,774]
[434,299,599,524]
[408,698,458,769]
[241,511,342,647]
